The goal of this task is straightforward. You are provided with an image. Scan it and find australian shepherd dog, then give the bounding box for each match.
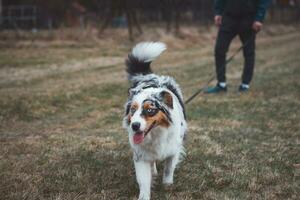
[123,42,187,200]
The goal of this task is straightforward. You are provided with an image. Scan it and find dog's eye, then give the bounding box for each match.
[146,108,157,116]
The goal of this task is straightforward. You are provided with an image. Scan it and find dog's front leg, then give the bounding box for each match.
[134,160,151,200]
[163,154,179,185]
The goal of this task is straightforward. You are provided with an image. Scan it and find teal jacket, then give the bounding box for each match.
[214,0,271,22]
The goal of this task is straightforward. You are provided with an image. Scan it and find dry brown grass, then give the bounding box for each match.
[0,25,299,200]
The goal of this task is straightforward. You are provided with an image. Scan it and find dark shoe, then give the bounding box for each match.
[204,84,227,94]
[238,85,249,92]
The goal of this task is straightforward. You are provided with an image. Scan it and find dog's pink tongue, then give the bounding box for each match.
[133,133,144,144]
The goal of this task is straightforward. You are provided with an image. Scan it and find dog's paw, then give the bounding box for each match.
[138,194,150,200]
[163,181,173,187]
[162,176,173,186]
[163,182,173,192]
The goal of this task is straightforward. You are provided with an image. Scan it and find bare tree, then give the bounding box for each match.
[96,0,142,41]
[160,0,185,35]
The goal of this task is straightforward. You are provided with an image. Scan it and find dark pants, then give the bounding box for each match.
[215,15,256,85]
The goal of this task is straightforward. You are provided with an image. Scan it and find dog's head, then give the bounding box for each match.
[124,89,173,145]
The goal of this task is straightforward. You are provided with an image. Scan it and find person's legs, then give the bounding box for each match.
[205,16,237,94]
[215,29,236,84]
[239,28,256,86]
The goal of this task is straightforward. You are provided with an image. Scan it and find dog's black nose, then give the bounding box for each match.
[131,122,141,132]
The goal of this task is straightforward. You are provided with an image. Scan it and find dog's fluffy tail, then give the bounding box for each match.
[126,42,166,79]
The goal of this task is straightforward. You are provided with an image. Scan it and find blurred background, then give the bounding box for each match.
[0,0,299,40]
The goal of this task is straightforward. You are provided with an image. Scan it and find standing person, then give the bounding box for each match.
[205,0,271,93]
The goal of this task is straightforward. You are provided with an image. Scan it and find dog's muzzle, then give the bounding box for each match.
[132,121,156,144]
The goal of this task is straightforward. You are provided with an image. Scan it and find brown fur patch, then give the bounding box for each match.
[149,111,170,127]
[131,102,139,111]
[127,115,131,124]
[127,102,139,124]
[143,102,155,110]
[143,102,170,128]
[161,91,173,109]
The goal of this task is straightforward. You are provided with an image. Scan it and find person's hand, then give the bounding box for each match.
[214,15,222,26]
[252,21,263,32]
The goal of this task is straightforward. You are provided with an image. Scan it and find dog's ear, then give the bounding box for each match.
[160,91,173,109]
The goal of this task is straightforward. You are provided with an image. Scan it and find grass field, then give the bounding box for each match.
[0,26,299,200]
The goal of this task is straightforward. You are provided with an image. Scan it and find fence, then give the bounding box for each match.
[1,5,37,29]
